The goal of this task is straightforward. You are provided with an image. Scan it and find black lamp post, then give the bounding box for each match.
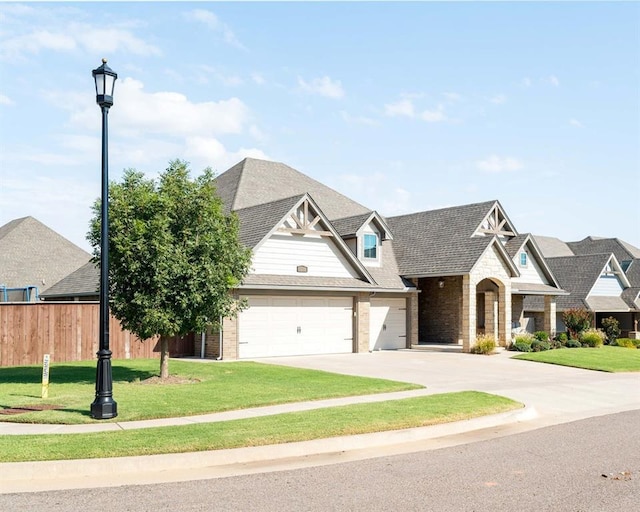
[91,59,118,419]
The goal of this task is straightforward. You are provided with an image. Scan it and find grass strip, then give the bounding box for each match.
[0,359,422,424]
[513,345,640,372]
[0,391,520,463]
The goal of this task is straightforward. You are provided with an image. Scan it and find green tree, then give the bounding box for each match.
[562,308,593,340]
[600,316,621,344]
[88,160,252,379]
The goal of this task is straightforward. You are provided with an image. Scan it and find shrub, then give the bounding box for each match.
[555,332,568,343]
[562,308,593,339]
[579,328,605,348]
[471,335,496,355]
[533,331,549,342]
[549,339,565,349]
[510,341,533,352]
[600,317,621,344]
[513,332,535,344]
[613,338,637,349]
[531,340,551,352]
[566,339,582,348]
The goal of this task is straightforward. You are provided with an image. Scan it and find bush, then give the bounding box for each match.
[555,332,568,343]
[510,341,533,352]
[471,335,497,355]
[513,333,535,344]
[549,339,565,349]
[613,338,637,349]
[600,317,621,344]
[562,308,593,339]
[579,328,605,348]
[531,340,551,352]
[566,339,582,348]
[533,331,550,342]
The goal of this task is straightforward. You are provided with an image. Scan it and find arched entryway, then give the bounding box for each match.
[476,278,501,341]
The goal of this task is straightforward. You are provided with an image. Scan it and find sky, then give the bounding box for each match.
[1,1,639,253]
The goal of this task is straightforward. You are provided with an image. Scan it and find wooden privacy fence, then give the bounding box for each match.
[0,303,195,367]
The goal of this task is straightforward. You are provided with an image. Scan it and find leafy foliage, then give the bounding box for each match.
[88,160,252,377]
[470,335,496,354]
[600,317,621,344]
[562,308,593,339]
[579,328,605,348]
[533,331,549,342]
[531,340,551,352]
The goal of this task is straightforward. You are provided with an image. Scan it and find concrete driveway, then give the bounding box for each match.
[260,348,640,427]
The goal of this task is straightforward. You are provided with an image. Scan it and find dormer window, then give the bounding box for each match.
[364,233,378,259]
[519,252,527,267]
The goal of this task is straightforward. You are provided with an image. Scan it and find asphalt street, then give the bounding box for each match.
[2,409,638,512]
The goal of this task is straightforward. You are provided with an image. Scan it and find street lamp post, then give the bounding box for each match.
[91,59,118,420]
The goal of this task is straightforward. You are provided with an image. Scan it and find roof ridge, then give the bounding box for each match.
[387,199,498,220]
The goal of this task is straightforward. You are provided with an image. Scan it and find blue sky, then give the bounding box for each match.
[1,1,639,252]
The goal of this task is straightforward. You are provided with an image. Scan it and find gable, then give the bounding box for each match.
[251,198,366,280]
[511,245,550,286]
[589,258,626,297]
[474,202,517,238]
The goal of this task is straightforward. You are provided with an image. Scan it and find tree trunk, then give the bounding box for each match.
[160,336,170,379]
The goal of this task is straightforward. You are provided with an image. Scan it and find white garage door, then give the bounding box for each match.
[370,298,407,351]
[238,296,353,358]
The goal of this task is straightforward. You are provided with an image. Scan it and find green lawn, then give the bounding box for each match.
[0,391,521,463]
[0,359,422,424]
[513,345,640,372]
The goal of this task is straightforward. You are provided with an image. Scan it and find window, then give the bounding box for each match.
[519,252,527,267]
[364,234,378,259]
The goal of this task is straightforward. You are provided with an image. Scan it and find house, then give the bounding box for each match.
[0,216,91,302]
[206,158,417,359]
[40,261,99,301]
[531,236,640,338]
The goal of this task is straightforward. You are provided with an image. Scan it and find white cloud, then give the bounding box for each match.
[521,77,532,88]
[421,105,447,123]
[297,76,345,99]
[0,93,14,105]
[0,23,161,61]
[476,155,524,173]
[569,118,584,128]
[548,75,560,86]
[183,9,245,50]
[65,77,251,138]
[489,94,507,104]
[334,172,414,216]
[384,99,415,117]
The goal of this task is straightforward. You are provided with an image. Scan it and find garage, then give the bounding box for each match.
[238,295,354,358]
[370,297,407,351]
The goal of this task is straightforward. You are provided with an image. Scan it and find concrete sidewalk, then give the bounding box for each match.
[1,348,638,493]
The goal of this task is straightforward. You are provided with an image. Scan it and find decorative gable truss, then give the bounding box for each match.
[252,194,377,283]
[474,202,517,238]
[588,255,631,297]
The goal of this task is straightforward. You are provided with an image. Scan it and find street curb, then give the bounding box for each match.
[0,405,536,491]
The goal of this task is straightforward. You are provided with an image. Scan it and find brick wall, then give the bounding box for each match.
[418,276,463,343]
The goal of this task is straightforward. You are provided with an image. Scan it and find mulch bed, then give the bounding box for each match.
[0,404,64,416]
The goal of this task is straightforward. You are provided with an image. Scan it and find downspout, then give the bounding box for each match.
[216,315,224,360]
[200,330,206,359]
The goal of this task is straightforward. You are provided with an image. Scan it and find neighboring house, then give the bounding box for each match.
[531,235,640,337]
[387,202,566,351]
[40,261,99,301]
[0,217,91,302]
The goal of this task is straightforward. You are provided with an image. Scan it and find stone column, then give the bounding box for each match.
[408,288,419,347]
[221,316,238,360]
[544,296,557,337]
[462,274,476,352]
[484,291,498,341]
[355,293,370,353]
[499,287,511,347]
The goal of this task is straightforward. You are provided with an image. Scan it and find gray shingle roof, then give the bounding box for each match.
[331,213,373,238]
[234,194,305,249]
[214,158,371,220]
[622,259,640,309]
[0,216,91,294]
[533,235,575,257]
[568,237,640,264]
[503,234,530,258]
[387,200,501,276]
[40,261,99,299]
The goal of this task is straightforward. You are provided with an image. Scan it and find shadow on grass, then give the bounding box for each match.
[0,365,158,385]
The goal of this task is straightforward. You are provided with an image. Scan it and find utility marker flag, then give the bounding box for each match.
[42,354,51,399]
